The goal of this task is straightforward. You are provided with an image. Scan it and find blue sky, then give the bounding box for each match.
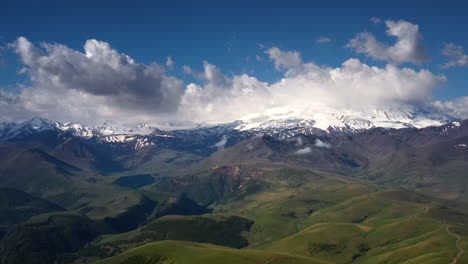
[0,0,467,124]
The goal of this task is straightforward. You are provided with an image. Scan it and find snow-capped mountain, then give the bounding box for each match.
[235,105,455,132]
[0,105,458,151]
[93,121,159,136]
[0,118,161,140]
[0,117,61,139]
[57,122,96,137]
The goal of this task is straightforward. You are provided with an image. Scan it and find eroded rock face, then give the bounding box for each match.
[215,165,265,190]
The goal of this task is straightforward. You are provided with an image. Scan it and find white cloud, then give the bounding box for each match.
[213,135,228,150]
[17,67,28,74]
[179,47,444,123]
[183,65,205,79]
[295,147,312,154]
[347,20,429,64]
[314,139,331,148]
[0,39,452,127]
[265,47,319,76]
[441,43,468,68]
[179,62,270,121]
[166,56,175,69]
[316,37,332,44]
[266,47,303,71]
[266,47,443,106]
[4,37,184,125]
[432,97,468,119]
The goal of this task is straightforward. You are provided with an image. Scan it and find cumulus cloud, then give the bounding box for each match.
[0,39,450,126]
[441,43,468,68]
[432,97,468,119]
[265,47,319,76]
[266,47,302,71]
[266,47,443,106]
[347,20,429,64]
[3,37,183,124]
[179,61,270,121]
[316,37,332,44]
[182,65,205,79]
[178,46,444,123]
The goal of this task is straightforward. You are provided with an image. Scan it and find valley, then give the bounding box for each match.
[4,4,468,264]
[0,117,467,264]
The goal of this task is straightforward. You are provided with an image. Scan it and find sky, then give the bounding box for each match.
[0,0,467,125]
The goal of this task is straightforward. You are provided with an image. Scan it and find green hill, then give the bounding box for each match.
[89,164,467,264]
[93,240,331,264]
[0,186,64,225]
[0,211,102,264]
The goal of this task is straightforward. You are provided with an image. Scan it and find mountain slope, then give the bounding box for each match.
[0,187,65,225]
[0,187,65,239]
[94,240,331,264]
[0,211,102,264]
[86,163,468,264]
[0,116,466,263]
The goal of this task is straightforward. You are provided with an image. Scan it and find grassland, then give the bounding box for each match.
[90,164,468,264]
[94,240,332,264]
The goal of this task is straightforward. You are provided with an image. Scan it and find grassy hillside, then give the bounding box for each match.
[1,129,467,264]
[264,190,459,264]
[90,164,467,264]
[0,186,64,226]
[285,188,465,263]
[0,186,65,239]
[93,240,331,264]
[73,214,253,260]
[0,211,103,264]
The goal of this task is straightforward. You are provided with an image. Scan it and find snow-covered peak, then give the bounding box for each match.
[0,117,76,140]
[57,122,96,138]
[93,121,158,135]
[0,103,459,143]
[0,121,14,130]
[94,120,122,135]
[126,123,158,135]
[8,117,59,136]
[233,104,455,134]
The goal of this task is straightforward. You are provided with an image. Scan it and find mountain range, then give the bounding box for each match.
[0,108,467,264]
[0,104,456,140]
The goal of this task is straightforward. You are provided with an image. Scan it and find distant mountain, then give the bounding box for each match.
[0,117,61,139]
[234,104,456,131]
[0,118,159,141]
[205,119,468,200]
[0,104,457,141]
[0,114,467,264]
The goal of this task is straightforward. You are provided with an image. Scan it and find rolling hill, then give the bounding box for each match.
[0,117,467,263]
